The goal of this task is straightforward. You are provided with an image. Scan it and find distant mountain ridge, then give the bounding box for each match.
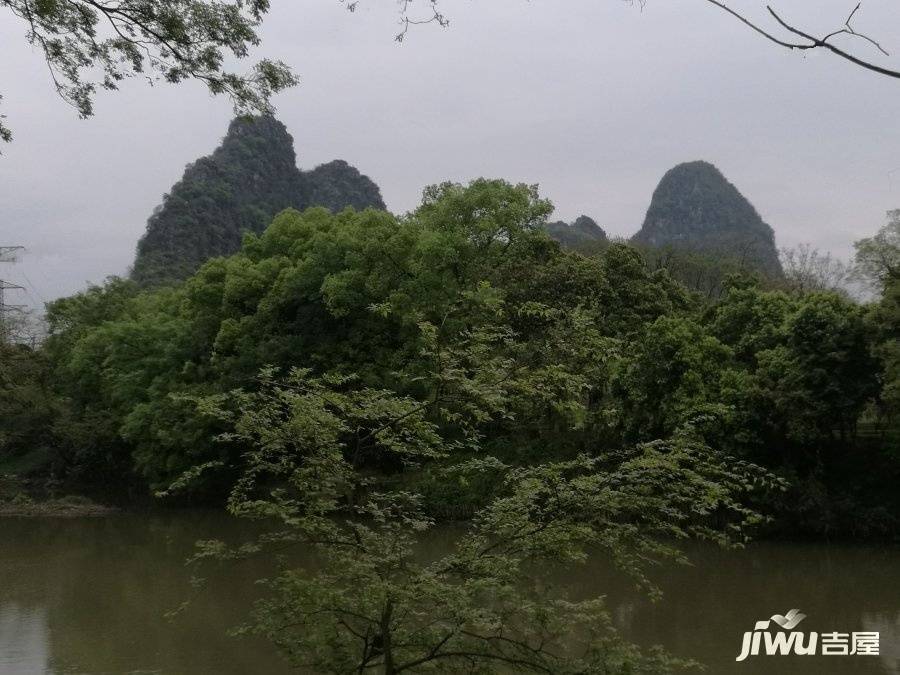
[131,116,385,286]
[631,161,781,276]
[133,139,781,286]
[543,215,607,250]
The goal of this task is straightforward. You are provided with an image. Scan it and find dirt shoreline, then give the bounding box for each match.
[0,498,119,518]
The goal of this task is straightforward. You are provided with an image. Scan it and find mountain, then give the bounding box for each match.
[305,160,385,213]
[544,215,608,251]
[631,161,781,276]
[131,116,385,286]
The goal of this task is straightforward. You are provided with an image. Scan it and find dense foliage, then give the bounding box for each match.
[632,161,783,277]
[3,178,898,670]
[0,0,294,144]
[855,211,900,439]
[181,368,775,673]
[0,345,57,466]
[132,115,385,286]
[0,178,888,537]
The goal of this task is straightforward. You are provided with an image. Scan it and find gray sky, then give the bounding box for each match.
[2,0,900,308]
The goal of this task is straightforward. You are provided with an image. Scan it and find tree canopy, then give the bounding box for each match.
[855,211,900,433]
[3,178,886,538]
[0,0,296,143]
[2,176,898,669]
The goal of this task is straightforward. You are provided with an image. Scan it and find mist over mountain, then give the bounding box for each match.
[631,161,782,276]
[131,116,384,286]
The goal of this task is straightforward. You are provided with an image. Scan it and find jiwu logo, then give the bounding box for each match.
[736,609,879,661]
[736,609,816,661]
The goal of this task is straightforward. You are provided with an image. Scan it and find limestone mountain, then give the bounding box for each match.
[631,161,781,276]
[544,215,608,252]
[131,116,385,286]
[305,160,385,213]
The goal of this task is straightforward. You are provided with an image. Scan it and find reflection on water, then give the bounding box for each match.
[563,541,900,674]
[864,612,900,674]
[0,512,292,675]
[0,605,49,674]
[0,513,898,674]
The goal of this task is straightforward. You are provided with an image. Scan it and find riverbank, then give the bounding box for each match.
[0,493,119,517]
[0,472,118,517]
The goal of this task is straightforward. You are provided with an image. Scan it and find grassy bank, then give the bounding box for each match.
[0,469,118,517]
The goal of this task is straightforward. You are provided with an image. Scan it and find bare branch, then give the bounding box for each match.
[699,1,900,80]
[702,0,811,50]
[371,0,900,82]
[766,5,900,78]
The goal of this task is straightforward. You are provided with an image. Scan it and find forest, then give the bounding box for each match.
[1,172,898,670]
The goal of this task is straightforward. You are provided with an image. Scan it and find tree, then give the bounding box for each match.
[763,293,877,445]
[0,0,296,143]
[36,177,893,539]
[638,244,758,300]
[181,367,777,674]
[700,1,900,80]
[0,343,59,463]
[855,213,900,427]
[133,180,782,671]
[779,244,852,296]
[708,277,791,365]
[855,210,900,291]
[710,282,877,453]
[871,279,900,425]
[376,1,900,81]
[0,307,46,347]
[612,315,734,442]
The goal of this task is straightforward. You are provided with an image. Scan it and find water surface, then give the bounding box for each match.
[0,513,897,674]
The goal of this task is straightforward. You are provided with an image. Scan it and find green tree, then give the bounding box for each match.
[855,211,900,291]
[0,344,60,467]
[710,284,877,460]
[181,367,777,674]
[0,0,296,143]
[37,177,893,539]
[873,281,900,426]
[855,213,900,428]
[708,277,792,365]
[612,315,733,442]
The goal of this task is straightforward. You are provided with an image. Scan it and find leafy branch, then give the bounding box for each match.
[0,0,297,142]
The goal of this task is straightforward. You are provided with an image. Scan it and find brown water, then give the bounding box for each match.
[0,512,898,674]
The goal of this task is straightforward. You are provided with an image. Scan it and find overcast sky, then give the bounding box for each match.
[2,0,900,308]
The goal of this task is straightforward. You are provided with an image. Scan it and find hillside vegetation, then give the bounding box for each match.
[1,179,896,539]
[131,116,384,286]
[632,161,782,277]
